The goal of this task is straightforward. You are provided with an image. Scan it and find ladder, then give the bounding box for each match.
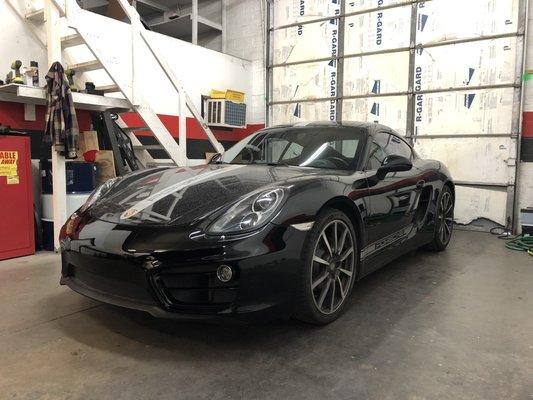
[17,0,225,168]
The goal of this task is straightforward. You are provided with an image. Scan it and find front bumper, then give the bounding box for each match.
[60,220,308,320]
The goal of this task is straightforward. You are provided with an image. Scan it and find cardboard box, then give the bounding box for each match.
[78,131,99,157]
[94,150,116,185]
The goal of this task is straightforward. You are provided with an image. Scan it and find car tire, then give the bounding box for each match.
[425,185,454,252]
[294,209,358,325]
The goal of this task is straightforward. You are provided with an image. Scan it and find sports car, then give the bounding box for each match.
[59,122,454,324]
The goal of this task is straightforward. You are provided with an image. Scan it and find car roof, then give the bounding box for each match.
[262,121,392,135]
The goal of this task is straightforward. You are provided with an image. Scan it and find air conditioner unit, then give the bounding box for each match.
[205,99,246,129]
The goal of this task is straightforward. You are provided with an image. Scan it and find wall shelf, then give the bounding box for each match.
[0,84,131,112]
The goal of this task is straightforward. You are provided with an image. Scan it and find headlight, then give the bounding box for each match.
[79,177,120,213]
[207,188,286,234]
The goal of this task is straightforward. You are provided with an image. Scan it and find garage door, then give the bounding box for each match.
[266,0,527,231]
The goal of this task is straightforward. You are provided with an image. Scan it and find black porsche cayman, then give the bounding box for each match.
[60,122,454,324]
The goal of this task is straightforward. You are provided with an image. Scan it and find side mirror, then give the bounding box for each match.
[377,155,412,180]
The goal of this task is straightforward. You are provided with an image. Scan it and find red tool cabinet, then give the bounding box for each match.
[0,135,35,261]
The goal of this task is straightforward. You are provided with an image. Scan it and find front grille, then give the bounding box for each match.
[64,251,155,305]
[151,263,239,314]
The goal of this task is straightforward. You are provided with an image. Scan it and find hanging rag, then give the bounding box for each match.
[43,61,79,159]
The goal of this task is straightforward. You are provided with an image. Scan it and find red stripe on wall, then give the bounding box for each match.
[523,112,533,138]
[119,112,264,141]
[0,102,92,131]
[0,102,263,141]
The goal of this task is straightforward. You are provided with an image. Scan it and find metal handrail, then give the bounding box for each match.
[115,0,225,155]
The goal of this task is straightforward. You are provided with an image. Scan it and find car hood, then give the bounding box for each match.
[89,164,342,226]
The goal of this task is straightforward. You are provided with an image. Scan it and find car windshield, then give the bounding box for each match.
[218,126,365,170]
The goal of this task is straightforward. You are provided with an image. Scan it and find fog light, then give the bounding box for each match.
[217,265,233,282]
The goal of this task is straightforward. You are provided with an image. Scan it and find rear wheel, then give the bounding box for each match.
[295,209,358,325]
[426,186,454,251]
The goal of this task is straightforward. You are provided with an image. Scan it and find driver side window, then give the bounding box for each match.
[366,132,413,171]
[376,132,413,160]
[366,142,387,170]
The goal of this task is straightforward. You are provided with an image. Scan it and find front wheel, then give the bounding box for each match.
[425,185,454,251]
[295,209,358,325]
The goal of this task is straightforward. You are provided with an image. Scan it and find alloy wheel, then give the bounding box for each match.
[310,220,355,315]
[438,191,454,245]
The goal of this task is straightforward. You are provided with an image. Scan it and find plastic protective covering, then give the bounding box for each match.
[270,0,521,227]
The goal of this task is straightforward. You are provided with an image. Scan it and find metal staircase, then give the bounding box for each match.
[17,0,225,168]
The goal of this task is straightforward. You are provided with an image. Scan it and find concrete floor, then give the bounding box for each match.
[0,230,531,400]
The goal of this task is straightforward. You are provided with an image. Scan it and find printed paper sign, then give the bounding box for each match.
[0,151,19,184]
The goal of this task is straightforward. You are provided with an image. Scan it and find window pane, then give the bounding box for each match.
[415,38,517,91]
[413,137,512,184]
[280,142,304,161]
[384,134,412,159]
[344,6,411,54]
[413,88,514,136]
[329,139,360,159]
[273,0,340,28]
[342,96,408,134]
[272,101,334,125]
[366,142,387,169]
[273,21,339,65]
[346,0,406,13]
[416,0,520,44]
[272,61,337,102]
[220,127,365,170]
[343,52,409,96]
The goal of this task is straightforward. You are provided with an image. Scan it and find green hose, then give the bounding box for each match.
[504,235,533,256]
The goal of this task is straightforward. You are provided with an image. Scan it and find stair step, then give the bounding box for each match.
[123,126,150,133]
[133,145,164,150]
[68,60,102,73]
[96,84,120,93]
[61,33,84,48]
[25,8,44,21]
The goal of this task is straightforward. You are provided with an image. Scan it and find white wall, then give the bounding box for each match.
[0,0,47,86]
[0,1,253,120]
[224,0,266,124]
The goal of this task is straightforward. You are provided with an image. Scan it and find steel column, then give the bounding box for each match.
[265,0,273,126]
[405,1,418,141]
[192,0,198,45]
[335,0,346,122]
[511,0,530,232]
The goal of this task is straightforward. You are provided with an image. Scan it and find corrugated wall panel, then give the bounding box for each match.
[268,0,524,230]
[414,137,512,184]
[272,101,332,125]
[342,96,408,132]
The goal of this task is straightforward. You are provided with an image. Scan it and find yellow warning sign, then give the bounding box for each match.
[0,151,19,181]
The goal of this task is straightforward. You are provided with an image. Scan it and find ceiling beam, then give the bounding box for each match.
[136,0,171,12]
[80,0,171,13]
[79,0,108,9]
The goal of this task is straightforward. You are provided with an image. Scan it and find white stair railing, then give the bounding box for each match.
[63,0,225,165]
[14,0,227,167]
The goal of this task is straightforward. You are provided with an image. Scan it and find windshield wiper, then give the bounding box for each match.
[256,162,293,167]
